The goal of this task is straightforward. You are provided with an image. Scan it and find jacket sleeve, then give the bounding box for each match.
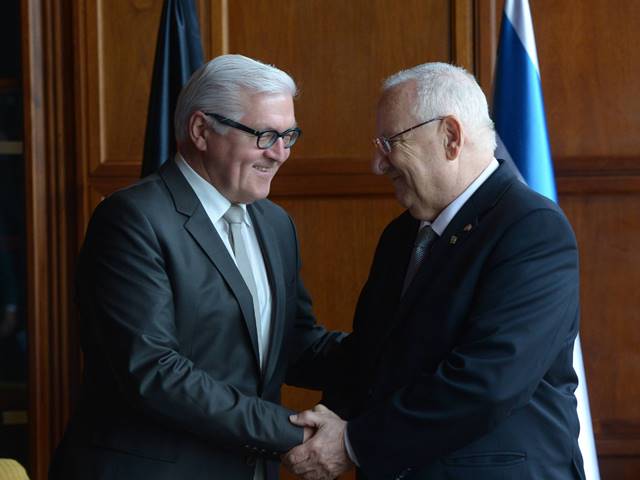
[78,194,302,456]
[347,208,580,476]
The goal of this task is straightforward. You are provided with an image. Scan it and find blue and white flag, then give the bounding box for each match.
[493,1,600,479]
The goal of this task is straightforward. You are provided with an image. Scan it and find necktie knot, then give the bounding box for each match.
[224,204,245,225]
[414,225,437,252]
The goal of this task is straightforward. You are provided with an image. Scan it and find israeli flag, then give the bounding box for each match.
[493,1,600,479]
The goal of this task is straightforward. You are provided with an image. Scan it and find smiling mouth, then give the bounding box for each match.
[253,165,273,173]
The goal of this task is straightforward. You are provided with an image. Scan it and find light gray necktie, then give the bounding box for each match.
[223,205,263,363]
[402,225,438,295]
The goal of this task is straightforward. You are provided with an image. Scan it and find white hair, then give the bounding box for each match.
[383,62,496,152]
[174,54,298,142]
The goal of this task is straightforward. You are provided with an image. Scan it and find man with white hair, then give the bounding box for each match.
[49,54,342,480]
[285,63,585,480]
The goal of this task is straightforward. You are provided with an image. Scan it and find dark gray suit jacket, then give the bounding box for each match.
[50,160,342,479]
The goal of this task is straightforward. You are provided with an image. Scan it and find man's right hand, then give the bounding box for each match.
[284,405,354,480]
[303,426,315,443]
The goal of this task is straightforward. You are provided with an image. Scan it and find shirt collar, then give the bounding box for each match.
[421,158,499,235]
[175,153,251,226]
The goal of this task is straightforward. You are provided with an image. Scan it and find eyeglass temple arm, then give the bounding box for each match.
[205,113,261,136]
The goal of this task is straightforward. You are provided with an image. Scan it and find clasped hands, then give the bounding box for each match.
[282,404,354,480]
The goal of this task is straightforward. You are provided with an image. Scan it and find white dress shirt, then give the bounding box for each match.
[425,157,499,234]
[175,154,273,369]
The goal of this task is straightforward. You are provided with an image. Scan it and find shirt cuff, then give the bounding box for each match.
[344,424,360,467]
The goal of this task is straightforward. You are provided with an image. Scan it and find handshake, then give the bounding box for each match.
[282,404,355,480]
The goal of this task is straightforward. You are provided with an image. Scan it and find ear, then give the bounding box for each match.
[188,111,210,152]
[442,116,464,160]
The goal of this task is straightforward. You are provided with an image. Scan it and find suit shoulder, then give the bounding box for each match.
[504,180,559,212]
[381,210,416,238]
[93,174,170,220]
[502,181,569,222]
[253,198,295,229]
[254,198,289,218]
[498,181,576,241]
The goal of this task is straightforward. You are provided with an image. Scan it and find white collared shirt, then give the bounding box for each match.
[175,153,273,369]
[422,158,500,234]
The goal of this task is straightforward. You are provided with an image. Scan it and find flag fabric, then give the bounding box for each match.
[493,1,600,479]
[141,0,204,178]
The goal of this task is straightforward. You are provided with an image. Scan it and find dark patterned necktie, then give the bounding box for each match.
[402,225,438,296]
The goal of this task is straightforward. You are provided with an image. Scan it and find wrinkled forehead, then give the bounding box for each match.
[376,81,418,131]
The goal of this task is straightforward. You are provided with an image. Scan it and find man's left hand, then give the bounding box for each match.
[284,404,354,480]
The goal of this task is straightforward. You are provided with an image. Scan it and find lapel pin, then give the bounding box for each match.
[449,235,458,245]
[463,223,473,232]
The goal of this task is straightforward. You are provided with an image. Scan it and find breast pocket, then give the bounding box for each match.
[441,451,528,480]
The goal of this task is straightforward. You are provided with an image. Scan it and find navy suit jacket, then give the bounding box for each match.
[50,160,342,480]
[327,161,585,480]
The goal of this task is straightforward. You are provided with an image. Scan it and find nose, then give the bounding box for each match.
[264,137,289,162]
[372,150,391,175]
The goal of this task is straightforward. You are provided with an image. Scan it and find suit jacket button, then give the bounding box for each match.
[245,455,256,466]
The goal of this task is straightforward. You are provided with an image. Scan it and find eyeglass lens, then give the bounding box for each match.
[258,129,300,149]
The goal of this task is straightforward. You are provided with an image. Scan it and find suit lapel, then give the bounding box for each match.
[249,202,285,385]
[385,212,421,312]
[160,161,261,370]
[369,212,420,355]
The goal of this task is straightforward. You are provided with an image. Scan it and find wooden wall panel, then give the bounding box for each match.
[276,195,403,479]
[75,0,477,220]
[22,0,81,477]
[59,1,640,480]
[486,0,640,172]
[561,193,640,456]
[532,1,640,475]
[473,2,640,474]
[75,0,226,226]
[227,0,451,180]
[98,1,163,168]
[276,195,404,397]
[599,457,640,480]
[81,0,162,175]
[534,0,640,159]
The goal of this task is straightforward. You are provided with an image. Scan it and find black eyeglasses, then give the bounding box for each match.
[373,116,443,155]
[204,112,302,149]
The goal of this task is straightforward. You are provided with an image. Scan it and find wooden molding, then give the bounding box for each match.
[84,155,640,198]
[195,0,227,58]
[475,0,498,97]
[596,420,640,456]
[22,0,51,477]
[22,1,80,478]
[556,156,640,194]
[451,0,475,71]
